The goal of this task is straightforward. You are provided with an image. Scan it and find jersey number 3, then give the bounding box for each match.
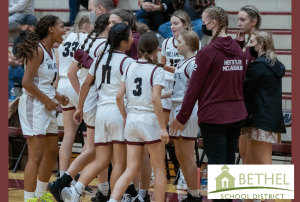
[133,77,142,96]
[62,42,79,57]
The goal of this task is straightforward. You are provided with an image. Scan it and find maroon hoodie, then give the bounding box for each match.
[125,31,140,60]
[176,36,248,125]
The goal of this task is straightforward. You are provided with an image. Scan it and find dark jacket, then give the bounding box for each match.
[243,54,286,133]
[176,36,248,125]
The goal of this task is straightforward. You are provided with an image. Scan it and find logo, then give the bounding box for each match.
[208,165,294,200]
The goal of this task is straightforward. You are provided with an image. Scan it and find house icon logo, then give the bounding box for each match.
[215,165,235,190]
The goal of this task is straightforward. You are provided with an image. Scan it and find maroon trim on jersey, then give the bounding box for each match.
[145,139,161,144]
[40,43,53,60]
[95,142,113,146]
[62,106,76,111]
[85,124,95,129]
[94,40,107,58]
[184,59,195,79]
[136,60,148,64]
[120,56,130,75]
[23,133,58,138]
[150,66,159,87]
[163,108,171,112]
[112,140,126,144]
[125,140,145,146]
[177,56,195,69]
[164,38,170,51]
[172,37,177,48]
[125,63,133,77]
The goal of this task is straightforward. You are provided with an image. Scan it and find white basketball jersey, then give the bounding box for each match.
[161,37,201,82]
[58,32,88,78]
[24,43,57,99]
[171,56,196,103]
[75,35,108,85]
[122,59,165,112]
[89,50,134,106]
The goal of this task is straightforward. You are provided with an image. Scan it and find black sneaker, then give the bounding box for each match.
[181,193,202,202]
[84,186,94,193]
[144,194,151,202]
[125,184,137,197]
[91,189,110,202]
[48,180,64,202]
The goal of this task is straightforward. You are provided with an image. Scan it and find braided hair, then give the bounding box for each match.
[77,13,110,69]
[203,6,228,41]
[138,32,159,65]
[93,23,131,88]
[67,11,90,41]
[240,5,262,43]
[253,30,277,66]
[15,15,60,61]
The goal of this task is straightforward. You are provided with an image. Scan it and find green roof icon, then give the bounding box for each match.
[215,165,235,190]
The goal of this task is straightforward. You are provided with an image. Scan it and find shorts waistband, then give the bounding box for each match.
[128,108,155,114]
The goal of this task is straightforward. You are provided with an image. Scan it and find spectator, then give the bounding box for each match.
[158,0,215,39]
[135,0,175,32]
[9,14,37,102]
[88,0,119,24]
[64,0,89,26]
[9,0,34,31]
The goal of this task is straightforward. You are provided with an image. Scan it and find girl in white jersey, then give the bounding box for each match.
[160,10,194,126]
[163,30,202,202]
[61,23,134,202]
[108,32,169,202]
[15,15,68,202]
[49,13,111,202]
[55,11,92,183]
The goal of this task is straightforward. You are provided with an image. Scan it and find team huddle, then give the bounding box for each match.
[15,2,285,202]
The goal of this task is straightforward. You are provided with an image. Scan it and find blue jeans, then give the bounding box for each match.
[9,13,26,31]
[9,65,24,101]
[158,18,204,39]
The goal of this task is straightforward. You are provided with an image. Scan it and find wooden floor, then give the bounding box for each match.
[8,170,291,202]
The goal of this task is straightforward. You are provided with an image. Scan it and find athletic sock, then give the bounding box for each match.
[58,172,73,188]
[108,199,118,202]
[98,182,109,196]
[74,182,85,195]
[138,189,147,198]
[24,191,35,202]
[71,180,77,186]
[60,171,66,178]
[34,180,48,198]
[189,189,200,197]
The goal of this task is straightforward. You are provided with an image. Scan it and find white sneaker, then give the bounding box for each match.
[61,186,81,202]
[176,170,188,190]
[132,194,144,202]
[121,193,132,202]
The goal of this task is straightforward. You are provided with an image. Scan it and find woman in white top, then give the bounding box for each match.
[61,23,134,202]
[161,10,200,128]
[56,10,92,180]
[109,32,169,202]
[15,15,68,202]
[163,30,202,201]
[48,13,111,202]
